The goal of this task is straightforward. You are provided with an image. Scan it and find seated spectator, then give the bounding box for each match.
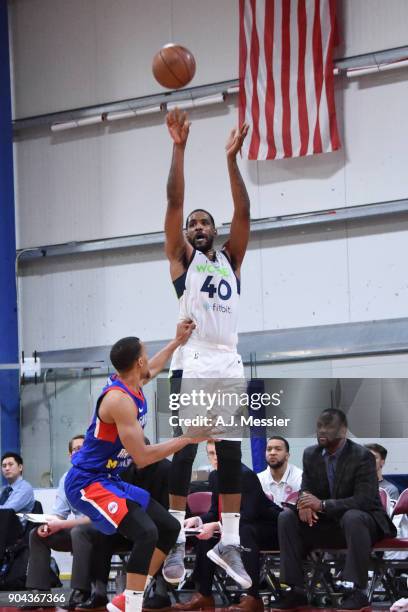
[365,443,399,502]
[0,452,34,563]
[257,436,302,506]
[26,435,108,611]
[174,440,282,612]
[273,408,397,611]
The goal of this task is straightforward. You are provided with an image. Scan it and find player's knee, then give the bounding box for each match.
[216,440,241,463]
[216,440,242,493]
[172,443,198,466]
[158,514,180,553]
[142,521,159,547]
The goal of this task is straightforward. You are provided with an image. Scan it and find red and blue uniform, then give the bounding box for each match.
[65,375,150,534]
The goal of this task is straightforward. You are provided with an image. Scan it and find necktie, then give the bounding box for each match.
[0,485,13,505]
[328,456,336,495]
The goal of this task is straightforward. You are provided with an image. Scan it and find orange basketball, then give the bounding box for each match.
[152,44,196,89]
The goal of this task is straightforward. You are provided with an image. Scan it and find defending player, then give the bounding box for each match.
[163,108,251,588]
[65,322,212,612]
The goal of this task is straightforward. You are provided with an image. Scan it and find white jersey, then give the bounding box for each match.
[175,249,240,349]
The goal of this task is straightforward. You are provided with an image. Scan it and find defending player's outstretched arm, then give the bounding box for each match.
[223,124,250,275]
[165,108,193,276]
[145,319,195,381]
[102,391,212,468]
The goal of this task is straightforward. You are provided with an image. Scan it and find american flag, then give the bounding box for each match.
[239,0,341,160]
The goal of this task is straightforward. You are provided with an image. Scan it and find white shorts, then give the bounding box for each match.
[180,344,244,379]
[173,344,246,440]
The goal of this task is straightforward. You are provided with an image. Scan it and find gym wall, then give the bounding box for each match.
[9,0,408,353]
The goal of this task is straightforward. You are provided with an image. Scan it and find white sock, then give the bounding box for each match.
[124,590,143,612]
[220,512,240,546]
[169,509,186,544]
[144,575,153,592]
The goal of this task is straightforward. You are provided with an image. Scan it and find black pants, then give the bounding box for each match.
[278,508,382,589]
[0,510,23,561]
[98,499,180,577]
[26,523,101,591]
[169,440,242,497]
[240,520,279,598]
[192,520,279,598]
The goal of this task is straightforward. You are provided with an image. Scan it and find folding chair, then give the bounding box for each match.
[379,487,392,515]
[186,491,212,515]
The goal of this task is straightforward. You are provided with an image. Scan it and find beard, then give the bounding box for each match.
[189,234,214,252]
[268,458,286,469]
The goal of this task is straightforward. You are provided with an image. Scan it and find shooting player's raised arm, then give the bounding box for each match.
[223,123,250,276]
[165,109,193,274]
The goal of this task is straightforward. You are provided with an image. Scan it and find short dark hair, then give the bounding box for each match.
[365,443,387,461]
[1,452,23,466]
[319,408,348,428]
[185,209,215,229]
[267,436,289,453]
[68,435,85,453]
[110,337,142,372]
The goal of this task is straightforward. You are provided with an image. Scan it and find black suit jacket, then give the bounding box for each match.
[301,439,396,538]
[200,463,281,525]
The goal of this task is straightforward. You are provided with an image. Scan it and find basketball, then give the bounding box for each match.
[152,44,196,89]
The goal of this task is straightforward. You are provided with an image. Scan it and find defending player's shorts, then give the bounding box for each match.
[65,467,150,535]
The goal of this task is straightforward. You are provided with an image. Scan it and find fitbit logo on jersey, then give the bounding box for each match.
[204,302,232,314]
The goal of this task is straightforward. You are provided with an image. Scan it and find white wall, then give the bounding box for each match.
[9,0,238,118]
[18,213,408,353]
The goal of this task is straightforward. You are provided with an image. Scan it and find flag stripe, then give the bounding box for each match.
[312,0,324,154]
[264,0,276,159]
[242,0,255,158]
[297,0,309,156]
[289,0,301,156]
[271,0,284,157]
[256,0,269,159]
[318,0,332,154]
[248,0,261,159]
[281,0,292,157]
[239,0,340,161]
[326,0,341,150]
[238,0,247,130]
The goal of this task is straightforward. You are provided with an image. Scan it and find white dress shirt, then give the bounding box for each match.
[257,463,303,506]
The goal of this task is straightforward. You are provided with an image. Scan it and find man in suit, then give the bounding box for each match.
[173,440,282,612]
[272,408,397,611]
[0,452,34,565]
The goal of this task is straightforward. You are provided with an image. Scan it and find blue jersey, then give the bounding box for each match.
[71,375,147,478]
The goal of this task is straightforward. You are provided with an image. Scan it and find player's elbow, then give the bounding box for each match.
[131,448,152,469]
